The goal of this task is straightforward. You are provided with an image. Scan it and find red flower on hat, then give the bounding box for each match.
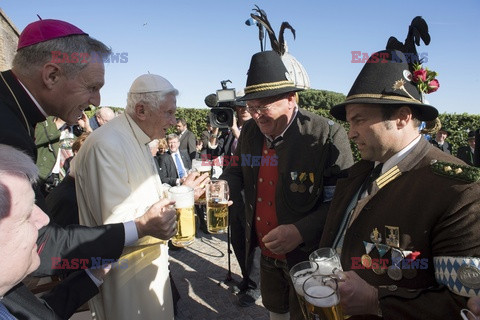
[413,69,427,82]
[427,79,440,93]
[411,63,440,95]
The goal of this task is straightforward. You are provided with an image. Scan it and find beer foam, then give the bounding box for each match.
[197,166,212,172]
[293,268,317,296]
[304,286,339,307]
[168,186,194,207]
[314,260,340,275]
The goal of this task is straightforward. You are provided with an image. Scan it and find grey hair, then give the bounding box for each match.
[125,89,178,115]
[12,34,111,78]
[166,133,179,142]
[0,144,38,218]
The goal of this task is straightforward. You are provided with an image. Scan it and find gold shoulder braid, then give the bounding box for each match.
[0,72,31,136]
[430,160,480,183]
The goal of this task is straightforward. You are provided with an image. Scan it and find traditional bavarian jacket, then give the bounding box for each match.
[320,137,480,319]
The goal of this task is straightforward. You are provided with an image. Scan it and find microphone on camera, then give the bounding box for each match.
[204,93,218,108]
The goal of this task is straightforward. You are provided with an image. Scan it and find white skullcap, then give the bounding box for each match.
[129,74,177,94]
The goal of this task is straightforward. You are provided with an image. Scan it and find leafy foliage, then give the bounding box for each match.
[98,89,479,164]
[298,89,346,110]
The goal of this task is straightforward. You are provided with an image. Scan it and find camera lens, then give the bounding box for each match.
[216,111,228,123]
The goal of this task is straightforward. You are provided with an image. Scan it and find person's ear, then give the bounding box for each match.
[135,103,148,120]
[42,63,63,89]
[396,106,413,129]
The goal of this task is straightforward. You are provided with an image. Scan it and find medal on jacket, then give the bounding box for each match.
[297,172,307,193]
[387,248,403,281]
[385,226,400,247]
[290,172,298,192]
[361,241,375,268]
[370,228,381,244]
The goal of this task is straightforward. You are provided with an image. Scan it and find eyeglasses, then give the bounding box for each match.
[245,93,290,115]
[246,104,275,115]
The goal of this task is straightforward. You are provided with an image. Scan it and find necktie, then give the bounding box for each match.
[174,153,185,178]
[269,136,283,149]
[333,163,384,252]
[0,302,16,320]
[359,163,384,197]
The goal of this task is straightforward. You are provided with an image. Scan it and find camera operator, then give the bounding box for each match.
[207,92,252,159]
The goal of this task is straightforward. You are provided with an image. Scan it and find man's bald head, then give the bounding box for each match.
[96,107,115,126]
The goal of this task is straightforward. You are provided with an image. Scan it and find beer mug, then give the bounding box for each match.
[206,180,229,234]
[309,248,343,275]
[168,185,196,247]
[191,159,212,204]
[289,261,320,320]
[303,275,343,320]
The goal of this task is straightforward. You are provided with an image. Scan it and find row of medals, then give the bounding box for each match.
[362,227,418,281]
[290,172,314,193]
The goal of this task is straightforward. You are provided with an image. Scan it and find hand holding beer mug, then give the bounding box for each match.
[309,248,343,275]
[206,180,229,234]
[303,275,343,320]
[289,261,320,320]
[168,185,196,247]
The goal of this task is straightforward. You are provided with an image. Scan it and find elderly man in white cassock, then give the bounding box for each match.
[75,74,194,320]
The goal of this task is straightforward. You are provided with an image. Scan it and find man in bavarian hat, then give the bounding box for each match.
[456,130,476,166]
[0,19,187,318]
[220,50,353,319]
[320,18,480,318]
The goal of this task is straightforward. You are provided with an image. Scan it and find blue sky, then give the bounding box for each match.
[2,0,479,115]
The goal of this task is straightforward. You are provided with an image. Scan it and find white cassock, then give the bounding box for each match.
[75,113,173,320]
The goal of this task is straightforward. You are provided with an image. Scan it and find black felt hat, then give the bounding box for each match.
[238,51,303,101]
[330,50,438,122]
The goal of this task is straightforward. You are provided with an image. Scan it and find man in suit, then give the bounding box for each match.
[159,133,192,186]
[0,18,178,318]
[220,51,353,320]
[321,27,480,318]
[0,144,110,319]
[176,118,197,160]
[456,130,475,166]
[430,127,452,154]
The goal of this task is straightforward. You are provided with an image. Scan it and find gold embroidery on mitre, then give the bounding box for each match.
[375,166,402,189]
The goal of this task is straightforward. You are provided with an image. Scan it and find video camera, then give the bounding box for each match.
[205,80,244,129]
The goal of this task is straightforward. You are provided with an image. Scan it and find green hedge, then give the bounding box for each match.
[172,107,480,162]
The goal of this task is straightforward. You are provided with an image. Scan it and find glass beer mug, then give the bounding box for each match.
[168,185,196,247]
[191,159,212,205]
[303,275,343,320]
[205,180,229,234]
[309,248,343,275]
[289,261,320,320]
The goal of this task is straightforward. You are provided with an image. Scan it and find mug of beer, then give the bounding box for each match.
[206,180,229,234]
[191,159,212,204]
[303,275,343,320]
[168,185,196,247]
[289,261,320,320]
[309,248,343,275]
